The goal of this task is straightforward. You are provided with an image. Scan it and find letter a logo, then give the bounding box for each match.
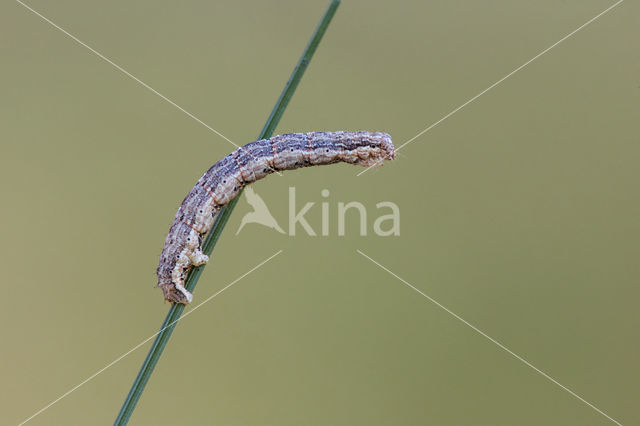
[236,186,285,235]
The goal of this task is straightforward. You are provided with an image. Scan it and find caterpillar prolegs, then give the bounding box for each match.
[157,131,395,304]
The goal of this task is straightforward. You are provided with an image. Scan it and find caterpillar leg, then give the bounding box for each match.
[165,248,207,304]
[186,229,209,266]
[173,282,193,304]
[159,281,193,304]
[167,252,194,304]
[188,249,209,266]
[163,230,208,304]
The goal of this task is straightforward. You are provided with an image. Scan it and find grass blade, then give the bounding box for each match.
[114,2,341,424]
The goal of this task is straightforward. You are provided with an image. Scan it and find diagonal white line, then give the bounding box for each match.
[356,249,623,426]
[15,0,286,177]
[15,0,238,149]
[357,0,624,176]
[18,249,283,426]
[396,0,623,152]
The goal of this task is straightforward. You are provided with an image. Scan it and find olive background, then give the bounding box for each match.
[1,1,638,425]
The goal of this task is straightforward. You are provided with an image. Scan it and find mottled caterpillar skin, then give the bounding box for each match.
[157,131,395,304]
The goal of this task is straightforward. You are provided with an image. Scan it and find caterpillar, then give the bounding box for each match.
[157,131,395,304]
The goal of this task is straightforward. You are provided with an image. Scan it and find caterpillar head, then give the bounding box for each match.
[353,132,395,167]
[377,132,396,161]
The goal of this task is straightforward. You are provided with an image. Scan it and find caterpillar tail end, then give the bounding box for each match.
[159,282,193,305]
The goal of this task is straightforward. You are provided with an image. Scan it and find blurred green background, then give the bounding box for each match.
[1,0,638,424]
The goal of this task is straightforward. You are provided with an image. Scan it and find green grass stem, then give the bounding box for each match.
[114,2,340,424]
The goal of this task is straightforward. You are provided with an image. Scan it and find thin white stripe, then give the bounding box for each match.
[15,0,238,149]
[357,0,624,176]
[357,249,623,425]
[18,250,283,425]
